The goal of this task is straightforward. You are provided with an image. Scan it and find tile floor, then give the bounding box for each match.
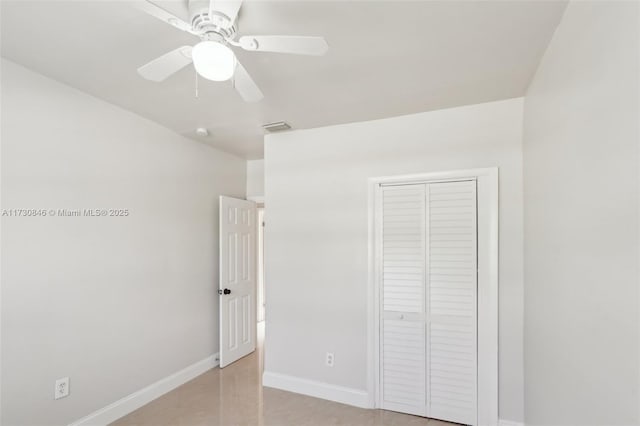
[112,324,458,426]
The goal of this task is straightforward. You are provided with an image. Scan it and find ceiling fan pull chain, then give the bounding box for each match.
[195,68,199,99]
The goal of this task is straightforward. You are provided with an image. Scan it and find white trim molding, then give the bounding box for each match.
[498,420,524,426]
[247,195,265,204]
[262,371,371,409]
[69,354,219,426]
[367,168,499,426]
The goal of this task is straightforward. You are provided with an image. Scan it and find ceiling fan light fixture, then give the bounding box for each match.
[192,41,236,82]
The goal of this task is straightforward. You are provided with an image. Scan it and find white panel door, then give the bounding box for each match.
[220,196,257,368]
[380,185,427,416]
[379,181,478,425]
[427,181,477,425]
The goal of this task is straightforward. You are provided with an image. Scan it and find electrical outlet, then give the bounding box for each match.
[326,352,334,367]
[54,377,69,400]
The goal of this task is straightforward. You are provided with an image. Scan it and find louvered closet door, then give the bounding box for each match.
[380,180,477,425]
[380,185,427,416]
[427,181,477,425]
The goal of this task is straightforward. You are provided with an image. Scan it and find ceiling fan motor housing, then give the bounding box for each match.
[189,0,236,41]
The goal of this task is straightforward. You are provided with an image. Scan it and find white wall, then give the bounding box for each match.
[523,2,639,425]
[0,60,246,425]
[264,98,525,423]
[246,159,264,199]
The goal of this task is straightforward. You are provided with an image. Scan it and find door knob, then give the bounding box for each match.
[218,288,231,295]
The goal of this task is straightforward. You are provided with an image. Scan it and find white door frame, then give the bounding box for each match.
[367,168,498,426]
[256,207,265,322]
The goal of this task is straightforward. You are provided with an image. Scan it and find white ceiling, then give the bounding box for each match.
[1,0,567,159]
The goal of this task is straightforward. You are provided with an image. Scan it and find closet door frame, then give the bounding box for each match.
[368,168,498,426]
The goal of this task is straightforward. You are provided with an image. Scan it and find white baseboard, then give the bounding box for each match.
[262,371,371,409]
[499,420,524,426]
[69,353,219,426]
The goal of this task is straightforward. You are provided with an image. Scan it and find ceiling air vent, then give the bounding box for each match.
[262,121,291,133]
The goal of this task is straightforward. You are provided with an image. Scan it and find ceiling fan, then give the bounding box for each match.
[136,0,329,102]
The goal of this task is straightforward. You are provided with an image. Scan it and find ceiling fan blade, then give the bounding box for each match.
[233,61,263,102]
[138,46,193,82]
[238,35,328,56]
[210,0,243,27]
[135,0,194,33]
